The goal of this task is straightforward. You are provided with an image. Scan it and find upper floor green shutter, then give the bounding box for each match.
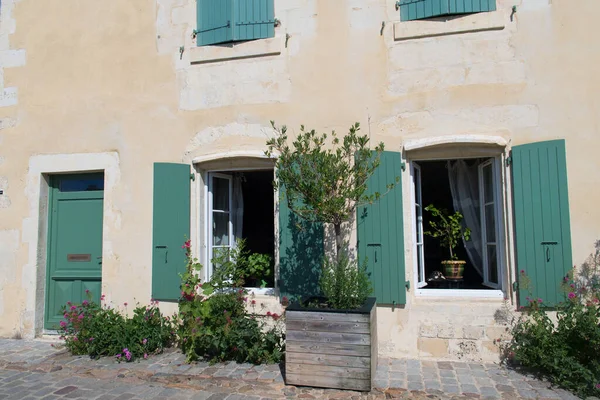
[511,140,573,307]
[152,163,191,301]
[233,0,275,41]
[196,0,233,46]
[399,0,496,21]
[197,0,274,46]
[278,185,324,301]
[357,151,406,305]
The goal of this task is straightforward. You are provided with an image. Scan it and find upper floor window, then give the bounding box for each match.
[397,0,496,21]
[196,0,275,46]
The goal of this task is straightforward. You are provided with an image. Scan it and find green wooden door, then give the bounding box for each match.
[511,140,573,307]
[357,151,406,305]
[45,174,104,329]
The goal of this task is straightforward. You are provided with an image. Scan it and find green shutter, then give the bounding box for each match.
[357,151,406,305]
[278,185,324,301]
[400,0,496,21]
[511,140,573,307]
[233,0,275,41]
[196,0,274,46]
[152,163,191,301]
[196,0,233,46]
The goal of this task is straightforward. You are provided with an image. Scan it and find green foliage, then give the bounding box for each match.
[423,204,471,260]
[266,122,387,229]
[319,252,372,310]
[59,295,174,362]
[177,241,285,364]
[210,239,272,289]
[503,243,600,397]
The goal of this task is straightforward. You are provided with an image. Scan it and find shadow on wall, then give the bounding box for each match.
[278,211,324,302]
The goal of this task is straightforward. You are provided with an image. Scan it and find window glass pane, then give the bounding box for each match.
[483,164,494,203]
[485,204,496,242]
[59,177,104,192]
[415,207,422,243]
[414,168,421,204]
[213,212,230,246]
[212,177,230,211]
[487,245,498,284]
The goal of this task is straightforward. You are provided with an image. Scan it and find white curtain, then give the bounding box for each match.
[447,160,483,278]
[232,174,244,246]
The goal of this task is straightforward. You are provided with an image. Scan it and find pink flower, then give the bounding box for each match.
[537,298,542,303]
[116,354,121,359]
[59,321,67,327]
[124,302,128,307]
[89,338,94,342]
[70,306,77,311]
[520,270,525,274]
[85,289,89,294]
[266,311,272,316]
[271,313,280,320]
[144,353,148,359]
[73,337,78,341]
[251,300,256,305]
[142,338,147,345]
[570,284,575,288]
[78,314,84,320]
[568,292,576,299]
[595,383,600,390]
[82,300,88,306]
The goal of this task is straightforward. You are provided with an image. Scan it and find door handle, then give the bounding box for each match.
[546,247,550,262]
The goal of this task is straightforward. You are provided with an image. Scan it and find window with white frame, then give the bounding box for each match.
[412,157,503,293]
[206,169,275,288]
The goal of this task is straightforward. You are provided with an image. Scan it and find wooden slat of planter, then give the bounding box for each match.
[370,304,378,385]
[286,311,370,323]
[287,330,370,345]
[287,363,369,379]
[286,340,371,357]
[286,372,371,391]
[286,320,370,334]
[286,351,371,368]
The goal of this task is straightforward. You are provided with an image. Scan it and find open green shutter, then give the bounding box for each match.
[357,151,406,305]
[152,163,191,301]
[400,0,496,21]
[511,140,573,307]
[278,185,324,301]
[196,0,233,46]
[232,0,275,41]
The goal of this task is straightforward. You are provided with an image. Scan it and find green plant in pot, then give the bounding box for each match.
[424,204,471,280]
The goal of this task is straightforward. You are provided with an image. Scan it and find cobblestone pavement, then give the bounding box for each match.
[0,339,580,399]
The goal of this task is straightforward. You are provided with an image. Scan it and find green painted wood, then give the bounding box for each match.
[152,163,191,301]
[197,0,233,46]
[357,152,405,305]
[511,140,573,307]
[278,185,324,301]
[45,174,104,330]
[400,0,495,21]
[233,0,275,41]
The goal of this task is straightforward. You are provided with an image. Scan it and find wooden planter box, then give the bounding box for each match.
[285,297,377,391]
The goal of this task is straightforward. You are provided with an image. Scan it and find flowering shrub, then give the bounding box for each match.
[59,293,174,362]
[504,242,600,397]
[177,241,285,364]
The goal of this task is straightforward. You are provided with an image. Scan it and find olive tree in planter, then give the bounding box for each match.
[266,122,395,391]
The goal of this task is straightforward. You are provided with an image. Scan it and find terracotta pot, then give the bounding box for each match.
[441,260,466,279]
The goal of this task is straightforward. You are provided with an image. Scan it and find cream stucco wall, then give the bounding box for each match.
[0,0,598,361]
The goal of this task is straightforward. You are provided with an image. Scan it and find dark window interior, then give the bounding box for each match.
[420,160,488,290]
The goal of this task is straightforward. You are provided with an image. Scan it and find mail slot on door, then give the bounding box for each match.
[67,254,91,262]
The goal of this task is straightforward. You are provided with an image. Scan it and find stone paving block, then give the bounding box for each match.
[441,377,458,386]
[406,360,421,370]
[190,391,212,400]
[438,369,454,378]
[407,382,423,391]
[53,386,78,395]
[536,388,562,399]
[423,380,441,390]
[442,385,460,394]
[437,362,454,370]
[480,386,501,398]
[388,379,405,389]
[460,384,479,394]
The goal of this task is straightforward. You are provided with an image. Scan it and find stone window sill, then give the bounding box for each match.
[393,11,505,41]
[189,36,283,64]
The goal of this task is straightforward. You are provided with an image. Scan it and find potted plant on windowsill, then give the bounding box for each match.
[266,122,397,392]
[424,205,471,280]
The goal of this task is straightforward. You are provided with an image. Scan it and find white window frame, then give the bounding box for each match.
[412,156,505,299]
[207,172,233,282]
[411,162,427,288]
[479,159,502,289]
[203,168,276,295]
